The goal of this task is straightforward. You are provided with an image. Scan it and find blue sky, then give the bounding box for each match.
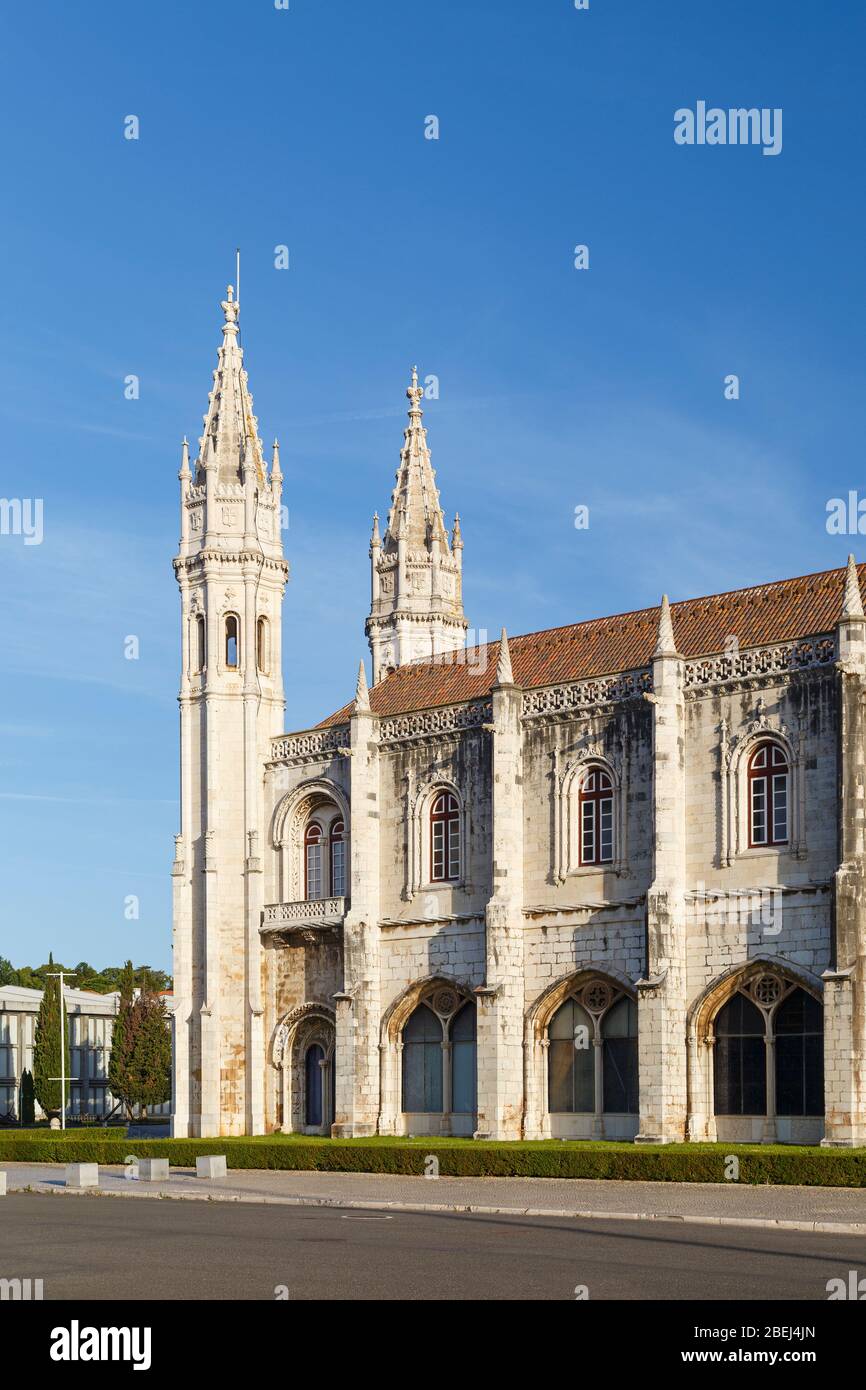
[1,0,863,973]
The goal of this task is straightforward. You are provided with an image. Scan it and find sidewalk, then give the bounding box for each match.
[4,1162,866,1234]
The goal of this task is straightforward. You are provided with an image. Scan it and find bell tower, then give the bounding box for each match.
[171,285,289,1137]
[366,368,467,683]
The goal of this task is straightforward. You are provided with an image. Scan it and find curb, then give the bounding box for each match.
[7,1180,866,1235]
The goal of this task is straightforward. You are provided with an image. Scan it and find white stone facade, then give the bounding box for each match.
[171,290,866,1146]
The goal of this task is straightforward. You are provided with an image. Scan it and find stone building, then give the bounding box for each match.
[170,285,866,1146]
[1,985,118,1121]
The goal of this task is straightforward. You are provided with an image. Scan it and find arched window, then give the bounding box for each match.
[402,1004,443,1113]
[257,616,268,674]
[330,820,346,897]
[430,792,460,882]
[401,995,477,1116]
[548,985,638,1115]
[713,993,766,1115]
[713,983,823,1121]
[450,1002,477,1114]
[601,996,639,1114]
[225,614,240,669]
[194,614,206,673]
[748,741,789,847]
[578,767,614,865]
[774,989,823,1117]
[549,998,594,1113]
[304,822,323,901]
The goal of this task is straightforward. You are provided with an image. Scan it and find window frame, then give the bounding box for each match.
[329,819,346,898]
[256,616,269,674]
[224,613,240,670]
[578,766,614,867]
[304,821,324,901]
[430,791,461,883]
[748,741,789,848]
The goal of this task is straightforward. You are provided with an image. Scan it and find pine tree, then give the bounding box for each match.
[108,960,138,1118]
[33,973,70,1116]
[130,992,172,1115]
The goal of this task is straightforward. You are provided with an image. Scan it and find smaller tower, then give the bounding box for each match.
[365,368,468,683]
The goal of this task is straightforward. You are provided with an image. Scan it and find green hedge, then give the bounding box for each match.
[0,1127,121,1140]
[2,1135,866,1186]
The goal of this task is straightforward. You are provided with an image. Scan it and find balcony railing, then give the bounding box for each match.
[261,897,348,941]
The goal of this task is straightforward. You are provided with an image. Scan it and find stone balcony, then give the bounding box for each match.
[260,897,348,946]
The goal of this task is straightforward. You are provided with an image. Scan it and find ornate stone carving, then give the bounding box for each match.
[685,636,835,692]
[522,669,651,719]
[270,726,349,764]
[379,700,491,745]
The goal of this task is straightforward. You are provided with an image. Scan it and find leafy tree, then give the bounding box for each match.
[108,961,138,1118]
[0,956,17,986]
[19,1069,35,1126]
[32,973,70,1116]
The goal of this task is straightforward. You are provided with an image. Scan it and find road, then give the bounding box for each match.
[2,1192,862,1300]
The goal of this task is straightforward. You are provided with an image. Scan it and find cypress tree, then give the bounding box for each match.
[130,991,172,1115]
[33,973,70,1116]
[20,1069,35,1126]
[108,960,138,1118]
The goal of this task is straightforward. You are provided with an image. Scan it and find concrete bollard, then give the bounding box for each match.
[138,1159,170,1182]
[66,1163,99,1188]
[195,1155,227,1180]
[0,1171,7,1196]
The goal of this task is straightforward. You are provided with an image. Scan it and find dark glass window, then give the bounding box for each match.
[713,993,766,1115]
[450,1003,477,1114]
[775,988,823,1116]
[402,1005,443,1113]
[601,996,639,1114]
[548,998,594,1113]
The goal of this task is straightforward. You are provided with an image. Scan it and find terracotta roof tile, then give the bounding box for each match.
[315,562,856,727]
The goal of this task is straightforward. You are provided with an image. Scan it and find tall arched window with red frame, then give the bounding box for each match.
[579,767,614,866]
[330,820,346,897]
[430,792,460,882]
[305,822,324,900]
[749,742,789,846]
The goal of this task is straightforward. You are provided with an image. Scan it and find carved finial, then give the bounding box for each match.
[842,554,864,619]
[371,511,381,546]
[355,659,370,712]
[270,438,282,482]
[451,512,463,550]
[220,284,240,336]
[179,436,191,481]
[654,594,677,657]
[496,627,514,685]
[407,364,423,417]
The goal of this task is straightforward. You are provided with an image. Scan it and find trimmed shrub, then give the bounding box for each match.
[0,1135,865,1186]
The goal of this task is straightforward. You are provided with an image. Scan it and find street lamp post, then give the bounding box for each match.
[45,971,77,1130]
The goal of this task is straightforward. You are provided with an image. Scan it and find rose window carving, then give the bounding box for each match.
[751,975,783,1007]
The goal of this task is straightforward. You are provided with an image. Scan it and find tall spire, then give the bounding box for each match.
[654,594,678,657]
[366,366,468,683]
[381,366,449,553]
[842,554,864,618]
[194,285,266,486]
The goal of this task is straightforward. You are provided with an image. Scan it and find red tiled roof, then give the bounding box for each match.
[316,562,857,726]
